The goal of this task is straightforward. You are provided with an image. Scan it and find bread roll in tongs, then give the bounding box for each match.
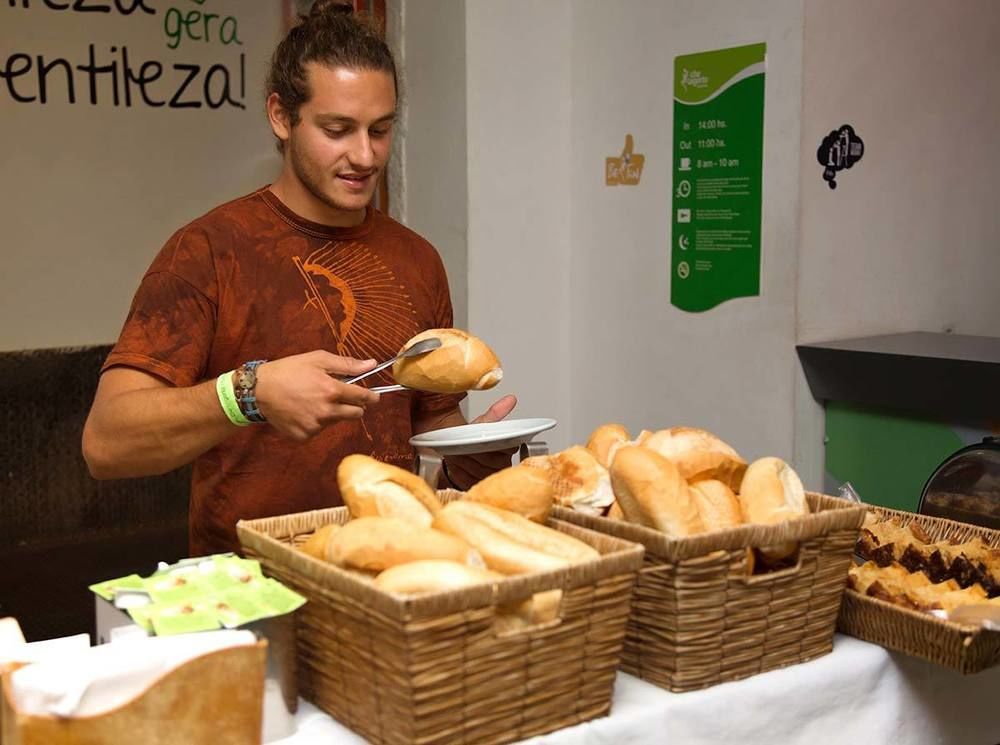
[392,328,502,393]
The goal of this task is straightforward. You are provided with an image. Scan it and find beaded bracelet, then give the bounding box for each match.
[235,359,268,423]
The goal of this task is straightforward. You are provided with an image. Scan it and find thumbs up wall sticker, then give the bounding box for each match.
[605,134,645,186]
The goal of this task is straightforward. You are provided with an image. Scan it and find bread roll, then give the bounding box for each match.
[524,588,563,624]
[585,424,631,469]
[374,560,501,595]
[496,589,564,633]
[0,617,25,649]
[609,446,704,537]
[640,427,747,491]
[606,501,625,521]
[323,516,481,571]
[520,454,552,470]
[434,510,568,574]
[441,501,599,563]
[738,457,809,563]
[0,616,26,674]
[689,479,743,532]
[432,502,597,574]
[299,523,341,563]
[392,328,502,393]
[465,463,554,523]
[634,430,654,445]
[737,457,808,525]
[337,454,442,526]
[546,446,615,516]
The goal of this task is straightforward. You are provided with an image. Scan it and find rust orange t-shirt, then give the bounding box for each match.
[103,188,464,555]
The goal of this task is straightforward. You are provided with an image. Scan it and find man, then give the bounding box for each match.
[82,3,514,555]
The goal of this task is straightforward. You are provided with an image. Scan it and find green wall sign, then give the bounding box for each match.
[671,43,766,312]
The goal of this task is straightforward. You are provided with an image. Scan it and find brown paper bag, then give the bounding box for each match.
[2,641,266,745]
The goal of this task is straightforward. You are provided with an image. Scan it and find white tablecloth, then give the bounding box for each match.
[273,634,1000,745]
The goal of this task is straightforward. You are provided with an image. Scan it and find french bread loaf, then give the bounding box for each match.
[392,328,502,393]
[299,523,341,563]
[606,501,625,521]
[432,502,598,574]
[609,445,704,537]
[551,446,615,516]
[640,426,747,491]
[496,589,564,633]
[585,423,631,469]
[433,508,569,574]
[521,447,615,516]
[373,560,501,595]
[737,456,808,525]
[322,516,481,571]
[465,463,554,523]
[440,501,599,563]
[738,457,810,562]
[689,479,743,532]
[337,454,442,527]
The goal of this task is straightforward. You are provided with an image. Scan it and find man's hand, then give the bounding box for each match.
[442,394,518,490]
[255,350,381,441]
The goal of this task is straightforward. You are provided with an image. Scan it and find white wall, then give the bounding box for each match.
[569,0,805,466]
[0,2,282,351]
[798,0,1000,344]
[464,0,574,438]
[394,0,468,330]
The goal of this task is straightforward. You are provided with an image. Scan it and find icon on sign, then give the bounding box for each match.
[678,234,690,251]
[675,180,692,199]
[679,157,692,171]
[677,208,691,223]
[677,261,690,279]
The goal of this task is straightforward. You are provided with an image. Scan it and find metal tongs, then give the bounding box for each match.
[840,482,869,565]
[341,337,441,393]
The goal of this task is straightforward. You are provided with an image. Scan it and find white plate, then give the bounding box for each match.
[409,418,557,456]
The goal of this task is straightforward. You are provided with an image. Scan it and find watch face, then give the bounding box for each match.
[236,368,256,391]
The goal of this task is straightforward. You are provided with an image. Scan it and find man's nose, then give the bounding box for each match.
[348,132,375,170]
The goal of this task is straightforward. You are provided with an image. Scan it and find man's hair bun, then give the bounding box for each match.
[307,0,354,21]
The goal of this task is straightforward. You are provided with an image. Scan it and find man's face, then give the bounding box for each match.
[280,64,396,219]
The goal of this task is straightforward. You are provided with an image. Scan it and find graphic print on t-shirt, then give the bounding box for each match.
[293,241,422,443]
[293,241,420,360]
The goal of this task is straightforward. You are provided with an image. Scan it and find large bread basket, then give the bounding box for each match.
[237,494,644,744]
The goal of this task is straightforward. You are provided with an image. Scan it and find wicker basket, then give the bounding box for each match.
[837,504,1000,673]
[236,497,644,745]
[553,492,866,692]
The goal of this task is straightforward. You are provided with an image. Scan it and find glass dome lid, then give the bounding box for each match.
[919,437,1000,530]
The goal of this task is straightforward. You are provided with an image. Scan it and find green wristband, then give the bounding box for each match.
[216,371,251,427]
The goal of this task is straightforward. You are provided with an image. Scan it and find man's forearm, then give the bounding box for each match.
[83,378,237,479]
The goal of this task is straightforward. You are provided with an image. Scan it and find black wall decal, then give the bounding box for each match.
[817,125,864,189]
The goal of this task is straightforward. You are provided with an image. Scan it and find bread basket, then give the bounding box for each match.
[837,504,1000,673]
[554,492,866,692]
[237,492,644,745]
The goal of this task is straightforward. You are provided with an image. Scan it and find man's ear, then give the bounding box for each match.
[266,93,292,143]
